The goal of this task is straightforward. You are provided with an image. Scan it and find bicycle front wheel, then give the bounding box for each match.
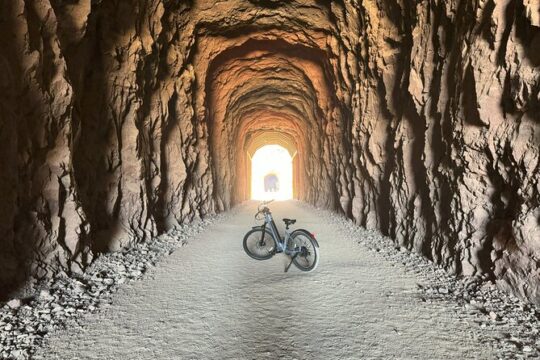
[290,230,319,272]
[243,228,276,260]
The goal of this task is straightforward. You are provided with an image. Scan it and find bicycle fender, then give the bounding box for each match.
[292,229,319,247]
[251,225,265,230]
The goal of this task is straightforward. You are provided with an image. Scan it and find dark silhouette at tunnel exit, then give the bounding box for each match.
[251,145,293,200]
[264,173,280,192]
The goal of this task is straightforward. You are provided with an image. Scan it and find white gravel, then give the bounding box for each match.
[26,200,540,359]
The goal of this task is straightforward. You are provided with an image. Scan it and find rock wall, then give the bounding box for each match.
[0,0,538,304]
[347,0,540,303]
[0,0,93,294]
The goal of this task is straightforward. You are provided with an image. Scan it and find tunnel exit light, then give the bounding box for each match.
[251,145,293,200]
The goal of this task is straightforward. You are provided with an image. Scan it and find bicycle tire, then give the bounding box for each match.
[290,230,319,272]
[243,228,276,260]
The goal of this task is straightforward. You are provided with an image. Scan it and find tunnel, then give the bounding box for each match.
[0,0,539,357]
[205,38,346,211]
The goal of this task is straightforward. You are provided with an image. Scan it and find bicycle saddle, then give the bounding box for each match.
[283,218,296,226]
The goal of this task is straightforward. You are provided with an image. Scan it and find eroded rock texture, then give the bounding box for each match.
[0,0,539,303]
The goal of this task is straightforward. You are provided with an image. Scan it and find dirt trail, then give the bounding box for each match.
[36,201,492,359]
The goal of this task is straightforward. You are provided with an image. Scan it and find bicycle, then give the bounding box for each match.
[243,200,320,272]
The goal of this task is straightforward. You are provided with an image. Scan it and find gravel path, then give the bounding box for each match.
[28,200,538,359]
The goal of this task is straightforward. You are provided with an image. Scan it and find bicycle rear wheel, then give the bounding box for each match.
[243,228,276,260]
[290,230,319,272]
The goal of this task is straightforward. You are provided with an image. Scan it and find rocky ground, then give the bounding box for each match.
[1,201,539,359]
[317,204,540,359]
[0,214,224,360]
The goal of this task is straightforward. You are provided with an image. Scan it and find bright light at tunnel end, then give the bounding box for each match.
[251,145,293,201]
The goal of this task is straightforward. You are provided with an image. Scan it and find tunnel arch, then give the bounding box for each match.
[201,35,350,212]
[244,130,297,158]
[242,130,300,200]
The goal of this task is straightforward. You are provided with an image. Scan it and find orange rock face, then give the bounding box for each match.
[0,0,539,303]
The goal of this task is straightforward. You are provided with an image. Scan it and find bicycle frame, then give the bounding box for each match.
[246,201,320,272]
[257,211,298,255]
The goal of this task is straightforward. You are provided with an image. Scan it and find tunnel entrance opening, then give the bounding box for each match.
[204,38,347,211]
[251,145,292,200]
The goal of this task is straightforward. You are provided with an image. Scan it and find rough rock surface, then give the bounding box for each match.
[0,0,539,305]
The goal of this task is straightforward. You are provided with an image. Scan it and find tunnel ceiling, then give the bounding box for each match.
[1,0,539,305]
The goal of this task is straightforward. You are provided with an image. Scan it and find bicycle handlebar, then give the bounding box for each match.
[255,200,274,220]
[259,199,274,207]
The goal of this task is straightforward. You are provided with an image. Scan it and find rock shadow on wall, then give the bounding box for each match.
[462,64,486,127]
[484,153,523,279]
[510,0,540,67]
[71,0,143,255]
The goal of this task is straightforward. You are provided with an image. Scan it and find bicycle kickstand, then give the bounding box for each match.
[284,253,299,273]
